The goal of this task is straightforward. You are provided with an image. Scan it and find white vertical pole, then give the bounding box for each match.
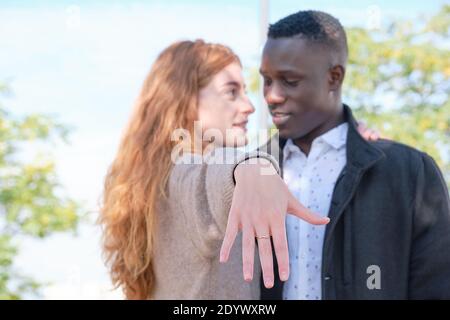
[258,0,270,132]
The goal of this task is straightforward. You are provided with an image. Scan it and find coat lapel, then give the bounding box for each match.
[322,106,385,289]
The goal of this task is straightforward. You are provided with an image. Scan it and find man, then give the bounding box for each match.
[255,10,450,299]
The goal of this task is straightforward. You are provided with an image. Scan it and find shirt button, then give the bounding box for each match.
[324,276,332,281]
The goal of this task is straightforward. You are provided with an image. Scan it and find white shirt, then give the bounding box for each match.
[282,122,348,300]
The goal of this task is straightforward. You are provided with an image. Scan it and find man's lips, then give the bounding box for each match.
[271,112,291,126]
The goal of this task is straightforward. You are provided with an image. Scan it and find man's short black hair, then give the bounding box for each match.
[268,10,348,65]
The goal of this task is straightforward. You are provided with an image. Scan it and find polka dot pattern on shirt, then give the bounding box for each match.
[282,123,348,301]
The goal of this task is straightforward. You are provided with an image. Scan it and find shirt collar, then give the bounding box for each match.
[318,122,348,150]
[283,122,348,160]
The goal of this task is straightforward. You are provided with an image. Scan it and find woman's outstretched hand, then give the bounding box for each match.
[219,158,330,288]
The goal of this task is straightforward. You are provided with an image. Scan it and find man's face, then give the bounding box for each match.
[260,37,339,139]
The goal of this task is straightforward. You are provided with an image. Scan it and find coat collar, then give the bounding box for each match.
[343,104,385,171]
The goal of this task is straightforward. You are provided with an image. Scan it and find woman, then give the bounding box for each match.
[99,40,377,299]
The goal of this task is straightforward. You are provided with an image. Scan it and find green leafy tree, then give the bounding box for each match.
[346,5,450,184]
[0,83,82,299]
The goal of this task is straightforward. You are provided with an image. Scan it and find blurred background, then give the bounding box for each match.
[0,0,449,299]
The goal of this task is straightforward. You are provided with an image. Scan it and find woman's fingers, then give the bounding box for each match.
[370,131,380,141]
[220,212,239,263]
[357,121,367,136]
[270,219,290,281]
[242,226,255,281]
[357,121,382,141]
[287,192,330,225]
[256,226,274,288]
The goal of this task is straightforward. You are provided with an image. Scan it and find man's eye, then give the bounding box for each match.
[283,79,299,86]
[263,77,272,86]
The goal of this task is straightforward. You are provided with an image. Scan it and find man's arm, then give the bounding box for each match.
[409,153,450,299]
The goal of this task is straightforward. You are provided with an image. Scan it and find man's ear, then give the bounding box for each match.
[328,64,345,91]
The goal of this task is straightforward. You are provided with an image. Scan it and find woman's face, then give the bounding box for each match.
[197,62,255,148]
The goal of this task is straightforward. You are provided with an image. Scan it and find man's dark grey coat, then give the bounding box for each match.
[260,105,450,299]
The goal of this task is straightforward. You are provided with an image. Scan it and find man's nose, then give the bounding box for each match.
[264,82,286,105]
